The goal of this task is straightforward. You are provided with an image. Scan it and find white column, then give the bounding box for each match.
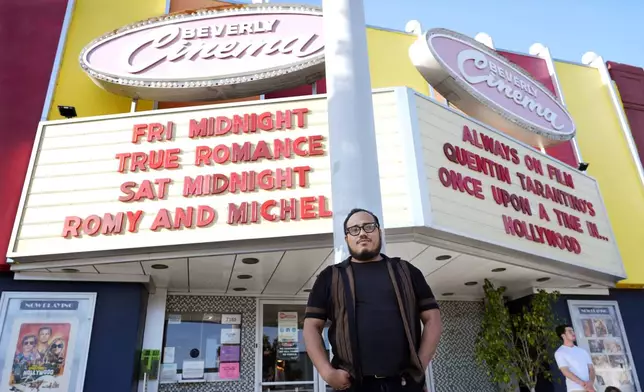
[138,288,167,392]
[322,0,385,264]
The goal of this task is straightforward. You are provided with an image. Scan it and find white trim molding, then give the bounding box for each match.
[13,271,150,283]
[396,87,431,226]
[138,288,168,392]
[533,287,609,296]
[582,52,644,188]
[40,0,76,120]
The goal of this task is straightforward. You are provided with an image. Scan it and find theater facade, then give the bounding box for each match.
[1,2,643,392]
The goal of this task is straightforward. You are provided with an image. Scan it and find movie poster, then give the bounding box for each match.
[568,301,641,392]
[1,320,76,392]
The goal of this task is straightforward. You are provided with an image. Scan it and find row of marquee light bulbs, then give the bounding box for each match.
[232,2,605,65]
[230,1,611,64]
[213,4,605,65]
[405,20,603,65]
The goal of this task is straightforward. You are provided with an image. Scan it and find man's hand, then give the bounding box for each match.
[418,309,441,369]
[322,368,351,391]
[583,382,595,392]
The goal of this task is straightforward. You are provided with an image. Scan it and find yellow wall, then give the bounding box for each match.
[366,28,429,95]
[556,61,644,286]
[46,0,166,120]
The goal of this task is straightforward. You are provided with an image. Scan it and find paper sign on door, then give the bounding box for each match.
[220,328,241,344]
[278,311,299,342]
[219,362,240,379]
[220,345,241,362]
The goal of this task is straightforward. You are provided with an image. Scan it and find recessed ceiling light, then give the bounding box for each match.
[61,268,79,273]
[237,274,252,280]
[441,292,454,296]
[233,287,247,292]
[492,268,506,272]
[436,255,452,261]
[151,264,169,270]
[241,257,259,265]
[579,284,592,288]
[303,289,312,293]
[464,281,478,286]
[536,277,551,282]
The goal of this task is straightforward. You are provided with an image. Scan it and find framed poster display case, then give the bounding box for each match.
[0,292,97,392]
[568,300,641,392]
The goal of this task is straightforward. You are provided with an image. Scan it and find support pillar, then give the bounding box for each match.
[322,0,385,264]
[138,288,167,392]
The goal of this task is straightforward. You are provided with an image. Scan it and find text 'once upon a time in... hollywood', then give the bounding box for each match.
[436,125,610,255]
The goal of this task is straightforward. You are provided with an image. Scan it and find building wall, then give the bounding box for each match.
[366,28,430,95]
[160,295,257,392]
[0,0,68,270]
[555,61,644,286]
[432,301,496,392]
[607,61,644,167]
[46,0,166,120]
[0,273,147,392]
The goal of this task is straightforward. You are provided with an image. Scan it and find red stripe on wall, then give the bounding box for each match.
[264,79,327,100]
[0,0,68,269]
[607,61,644,167]
[498,51,578,168]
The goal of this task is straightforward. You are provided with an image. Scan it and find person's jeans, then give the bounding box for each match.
[337,375,425,392]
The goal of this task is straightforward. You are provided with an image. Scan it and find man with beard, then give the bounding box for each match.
[303,209,442,391]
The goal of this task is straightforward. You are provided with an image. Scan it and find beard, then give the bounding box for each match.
[348,238,382,261]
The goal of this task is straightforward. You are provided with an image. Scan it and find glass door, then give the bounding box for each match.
[258,301,323,392]
[257,301,432,392]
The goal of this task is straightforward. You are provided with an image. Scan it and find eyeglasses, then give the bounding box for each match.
[51,343,64,349]
[23,341,35,346]
[345,222,379,236]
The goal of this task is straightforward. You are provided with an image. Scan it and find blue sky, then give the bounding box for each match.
[265,0,644,67]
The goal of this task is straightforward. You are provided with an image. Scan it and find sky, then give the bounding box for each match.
[257,0,644,67]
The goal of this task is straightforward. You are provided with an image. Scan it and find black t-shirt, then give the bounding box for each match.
[353,259,409,376]
[304,257,439,378]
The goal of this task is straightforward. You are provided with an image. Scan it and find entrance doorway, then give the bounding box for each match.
[257,300,328,392]
[256,300,434,392]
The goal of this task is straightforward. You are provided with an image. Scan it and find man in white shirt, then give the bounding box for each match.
[554,324,596,392]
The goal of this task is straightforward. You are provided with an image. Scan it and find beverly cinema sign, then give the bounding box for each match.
[80,4,324,101]
[410,28,576,147]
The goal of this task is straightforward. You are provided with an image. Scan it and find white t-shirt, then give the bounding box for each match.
[554,345,593,391]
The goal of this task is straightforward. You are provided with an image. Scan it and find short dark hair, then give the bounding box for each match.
[605,387,621,392]
[343,208,380,232]
[556,324,571,340]
[22,335,37,345]
[39,326,52,335]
